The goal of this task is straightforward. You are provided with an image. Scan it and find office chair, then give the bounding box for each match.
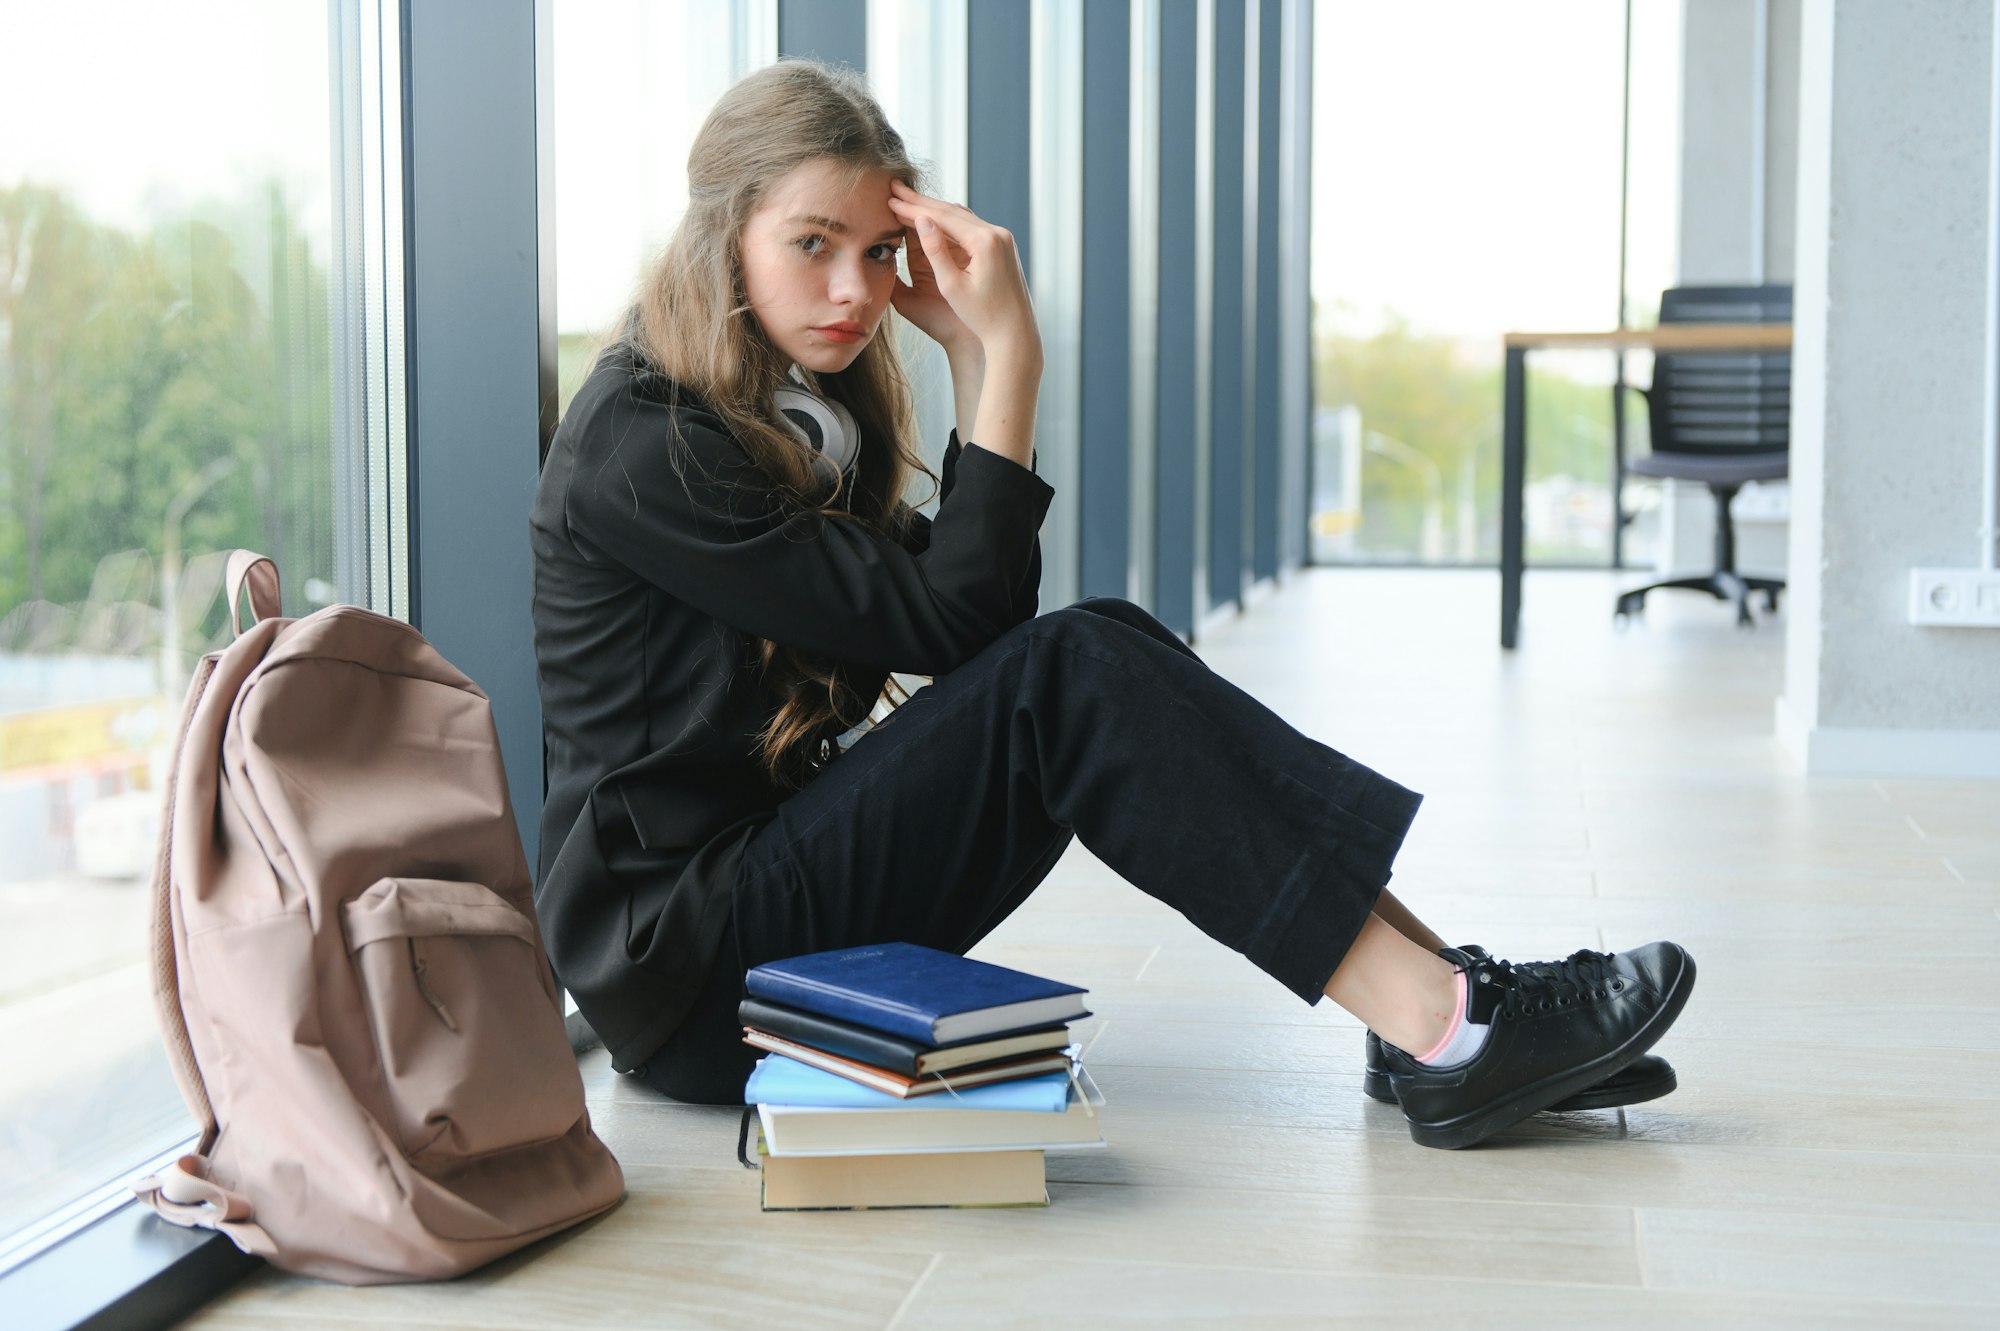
[1615,284,1792,627]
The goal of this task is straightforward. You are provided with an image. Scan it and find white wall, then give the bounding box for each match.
[1779,0,2000,775]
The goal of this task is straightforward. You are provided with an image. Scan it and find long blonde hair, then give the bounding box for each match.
[613,60,932,789]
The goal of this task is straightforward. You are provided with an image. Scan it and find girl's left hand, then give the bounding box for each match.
[888,192,975,355]
[886,180,1038,365]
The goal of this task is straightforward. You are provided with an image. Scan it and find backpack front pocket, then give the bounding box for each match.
[343,877,584,1165]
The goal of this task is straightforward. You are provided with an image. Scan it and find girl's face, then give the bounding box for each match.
[738,157,904,376]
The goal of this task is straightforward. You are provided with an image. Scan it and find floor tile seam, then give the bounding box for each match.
[569,1232,1656,1289]
[1040,1182,2000,1228]
[1062,1131,2000,1170]
[1638,1085,2000,1105]
[197,1296,816,1331]
[596,1172,1989,1226]
[1586,1137,2000,1164]
[882,1250,943,1331]
[1035,1176,1640,1216]
[1046,1163,2000,1205]
[558,1225,1641,1280]
[1626,1203,2000,1235]
[877,1254,1984,1310]
[1649,1028,2000,1051]
[883,1248,1656,1292]
[1078,1054,2000,1099]
[1594,1272,2000,1313]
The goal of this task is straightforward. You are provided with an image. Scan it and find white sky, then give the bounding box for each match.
[0,1,332,249]
[0,1,1682,348]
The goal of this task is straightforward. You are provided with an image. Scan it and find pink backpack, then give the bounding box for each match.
[133,551,623,1283]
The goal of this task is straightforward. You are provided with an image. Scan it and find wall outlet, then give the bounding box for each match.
[1908,567,2000,627]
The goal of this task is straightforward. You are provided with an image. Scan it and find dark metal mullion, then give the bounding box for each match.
[1611,0,1634,571]
[403,0,543,861]
[1079,0,1133,601]
[535,0,557,465]
[1502,345,1528,649]
[397,0,419,628]
[1154,0,1200,636]
[967,6,1032,272]
[775,0,866,70]
[1251,0,1282,583]
[1207,0,1246,616]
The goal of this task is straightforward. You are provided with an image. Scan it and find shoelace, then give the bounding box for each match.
[1477,949,1624,1017]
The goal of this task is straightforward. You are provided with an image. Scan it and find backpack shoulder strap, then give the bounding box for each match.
[149,653,221,1152]
[224,550,281,636]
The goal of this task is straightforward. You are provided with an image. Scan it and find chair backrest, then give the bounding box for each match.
[1648,284,1792,457]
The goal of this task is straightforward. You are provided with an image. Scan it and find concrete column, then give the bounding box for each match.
[1778,0,2000,776]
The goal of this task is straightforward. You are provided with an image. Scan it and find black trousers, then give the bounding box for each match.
[639,597,1423,1104]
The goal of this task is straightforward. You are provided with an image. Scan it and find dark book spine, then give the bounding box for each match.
[737,998,925,1073]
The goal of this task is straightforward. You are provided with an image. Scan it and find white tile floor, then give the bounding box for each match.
[190,569,2000,1328]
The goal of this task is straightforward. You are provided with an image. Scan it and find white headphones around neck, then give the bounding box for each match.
[773,383,859,481]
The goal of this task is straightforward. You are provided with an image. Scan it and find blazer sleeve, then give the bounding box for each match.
[563,391,1052,675]
[901,434,1042,590]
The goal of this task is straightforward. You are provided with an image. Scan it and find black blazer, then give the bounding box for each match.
[529,347,1053,1069]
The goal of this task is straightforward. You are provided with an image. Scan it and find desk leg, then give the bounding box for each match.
[1501,345,1526,649]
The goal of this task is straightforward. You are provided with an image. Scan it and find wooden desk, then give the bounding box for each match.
[1498,322,1794,648]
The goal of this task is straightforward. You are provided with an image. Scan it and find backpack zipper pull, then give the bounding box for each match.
[408,944,459,1032]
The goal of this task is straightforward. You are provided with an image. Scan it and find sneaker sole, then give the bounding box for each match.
[1401,949,1698,1150]
[1363,1061,1679,1112]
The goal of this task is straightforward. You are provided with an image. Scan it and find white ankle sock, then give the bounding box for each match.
[1415,969,1491,1066]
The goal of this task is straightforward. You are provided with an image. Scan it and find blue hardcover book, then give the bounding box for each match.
[745,1054,1075,1113]
[744,942,1089,1046]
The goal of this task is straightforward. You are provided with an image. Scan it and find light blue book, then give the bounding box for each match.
[745,1054,1073,1112]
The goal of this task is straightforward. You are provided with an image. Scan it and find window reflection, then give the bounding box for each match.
[0,1,351,1246]
[554,0,778,413]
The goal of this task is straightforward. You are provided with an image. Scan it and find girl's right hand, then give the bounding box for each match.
[886,181,1043,369]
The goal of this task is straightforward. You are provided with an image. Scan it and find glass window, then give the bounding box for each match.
[1029,0,1084,609]
[868,0,970,492]
[1310,0,1678,566]
[554,0,778,414]
[0,0,396,1255]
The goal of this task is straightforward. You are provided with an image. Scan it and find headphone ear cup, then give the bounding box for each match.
[773,385,860,480]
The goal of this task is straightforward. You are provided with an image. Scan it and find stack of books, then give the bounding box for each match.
[740,941,1103,1211]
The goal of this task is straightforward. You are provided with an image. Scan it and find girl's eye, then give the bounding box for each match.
[794,234,826,257]
[866,242,901,263]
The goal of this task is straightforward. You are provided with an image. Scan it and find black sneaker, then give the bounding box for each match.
[1362,946,1679,1111]
[1364,1028,1677,1110]
[1382,942,1696,1149]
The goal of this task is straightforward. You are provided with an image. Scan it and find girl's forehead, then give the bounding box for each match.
[760,159,899,230]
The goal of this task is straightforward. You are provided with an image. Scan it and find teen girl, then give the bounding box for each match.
[529,60,1693,1149]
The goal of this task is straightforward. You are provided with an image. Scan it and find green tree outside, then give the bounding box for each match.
[0,180,333,659]
[1314,312,1631,563]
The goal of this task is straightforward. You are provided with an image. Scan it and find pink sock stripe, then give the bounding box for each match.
[1415,969,1467,1064]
